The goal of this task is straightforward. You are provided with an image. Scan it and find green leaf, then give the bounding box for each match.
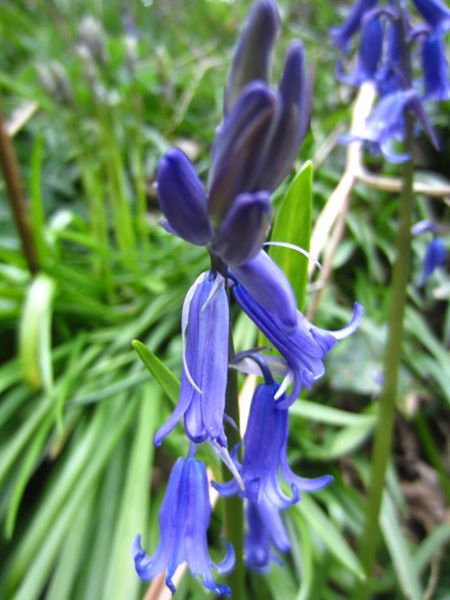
[296,494,365,581]
[19,274,56,390]
[103,388,160,600]
[290,400,375,427]
[132,340,180,405]
[270,161,313,311]
[380,492,423,600]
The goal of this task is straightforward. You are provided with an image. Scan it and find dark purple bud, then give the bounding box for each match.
[231,250,299,330]
[224,0,280,114]
[338,15,383,87]
[411,0,450,32]
[157,149,213,245]
[208,82,278,223]
[257,41,310,191]
[330,0,378,51]
[211,192,271,266]
[422,34,450,100]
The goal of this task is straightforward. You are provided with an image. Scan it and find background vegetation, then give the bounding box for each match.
[0,0,449,598]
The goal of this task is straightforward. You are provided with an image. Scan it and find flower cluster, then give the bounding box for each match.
[133,1,363,594]
[332,0,450,162]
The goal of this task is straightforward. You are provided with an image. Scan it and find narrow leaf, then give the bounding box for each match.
[132,340,180,405]
[270,161,313,311]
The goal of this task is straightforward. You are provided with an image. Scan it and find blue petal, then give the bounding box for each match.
[157,149,213,245]
[231,250,298,330]
[411,0,450,31]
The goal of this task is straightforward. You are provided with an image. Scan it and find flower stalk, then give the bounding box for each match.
[355,5,415,594]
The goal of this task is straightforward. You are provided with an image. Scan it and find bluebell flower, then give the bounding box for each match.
[154,271,229,446]
[214,380,333,504]
[133,456,235,595]
[411,0,450,32]
[375,19,405,96]
[244,499,289,572]
[418,238,447,285]
[421,34,450,100]
[331,0,378,51]
[351,88,439,162]
[338,14,383,87]
[233,283,363,407]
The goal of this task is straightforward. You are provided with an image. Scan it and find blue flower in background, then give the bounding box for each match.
[133,456,235,595]
[337,14,383,87]
[154,271,229,447]
[332,0,449,163]
[215,379,333,504]
[421,34,450,100]
[351,88,439,162]
[331,0,379,51]
[233,276,364,406]
[419,238,447,285]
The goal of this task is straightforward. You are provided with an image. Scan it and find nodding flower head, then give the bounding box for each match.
[214,378,332,507]
[154,271,229,447]
[231,257,364,406]
[133,456,235,595]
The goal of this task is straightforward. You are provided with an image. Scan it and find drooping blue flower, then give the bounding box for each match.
[330,0,379,51]
[411,0,450,31]
[233,280,364,407]
[421,34,450,100]
[244,499,289,572]
[411,219,438,236]
[338,14,383,87]
[154,271,229,446]
[351,88,439,162]
[133,456,235,595]
[418,238,447,285]
[214,379,333,504]
[375,18,405,96]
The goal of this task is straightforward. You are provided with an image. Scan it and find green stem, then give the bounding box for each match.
[210,252,246,598]
[354,113,415,599]
[0,107,39,275]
